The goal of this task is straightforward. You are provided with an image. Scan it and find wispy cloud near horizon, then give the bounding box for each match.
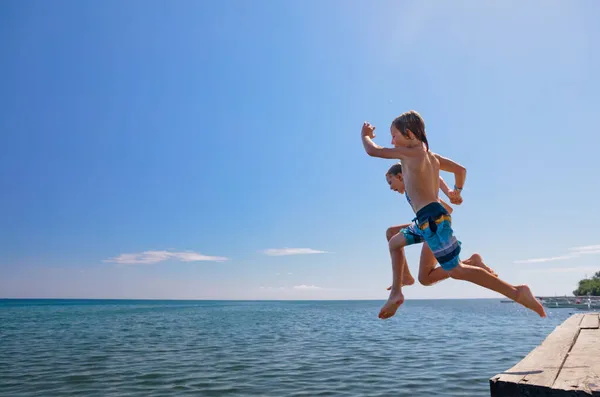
[262,248,330,256]
[259,284,325,291]
[293,284,323,290]
[105,250,228,265]
[514,255,574,264]
[521,266,599,274]
[514,244,600,264]
[569,245,600,255]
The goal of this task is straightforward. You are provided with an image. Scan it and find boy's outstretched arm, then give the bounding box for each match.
[361,122,420,160]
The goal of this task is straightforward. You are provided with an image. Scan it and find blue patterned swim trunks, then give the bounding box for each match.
[399,223,425,246]
[399,192,425,245]
[415,202,462,271]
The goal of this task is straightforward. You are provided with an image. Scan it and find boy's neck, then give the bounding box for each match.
[405,141,424,149]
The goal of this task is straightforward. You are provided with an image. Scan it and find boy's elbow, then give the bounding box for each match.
[365,147,378,157]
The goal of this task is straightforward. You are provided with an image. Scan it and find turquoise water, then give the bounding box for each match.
[0,299,573,396]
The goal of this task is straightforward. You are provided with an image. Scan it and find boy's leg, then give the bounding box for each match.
[417,244,448,286]
[391,248,497,288]
[447,263,545,317]
[379,232,409,319]
[386,225,415,286]
[420,205,545,317]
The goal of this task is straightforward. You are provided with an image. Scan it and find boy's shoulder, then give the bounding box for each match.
[427,151,446,164]
[415,149,437,162]
[403,150,427,165]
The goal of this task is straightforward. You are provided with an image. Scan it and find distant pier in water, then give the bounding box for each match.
[490,312,600,396]
[501,296,600,310]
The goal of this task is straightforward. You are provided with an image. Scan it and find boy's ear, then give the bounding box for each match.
[405,128,416,140]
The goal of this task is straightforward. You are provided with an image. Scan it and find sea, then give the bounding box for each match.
[0,299,575,396]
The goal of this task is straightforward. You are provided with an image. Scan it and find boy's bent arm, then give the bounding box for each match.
[439,176,450,197]
[435,153,466,189]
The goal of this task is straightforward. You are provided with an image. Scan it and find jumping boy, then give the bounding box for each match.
[361,110,546,319]
[385,163,496,296]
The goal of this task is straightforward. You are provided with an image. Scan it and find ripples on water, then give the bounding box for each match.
[0,299,572,396]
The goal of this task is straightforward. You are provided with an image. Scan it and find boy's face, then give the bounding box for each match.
[390,125,413,147]
[386,173,405,194]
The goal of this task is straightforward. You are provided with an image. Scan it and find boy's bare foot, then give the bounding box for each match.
[464,254,498,277]
[378,289,404,319]
[515,285,546,317]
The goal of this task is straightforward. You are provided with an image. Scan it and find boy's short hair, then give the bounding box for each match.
[387,163,403,176]
[392,110,429,150]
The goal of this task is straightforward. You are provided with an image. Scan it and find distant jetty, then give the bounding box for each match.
[490,312,600,396]
[501,296,600,310]
[538,296,600,310]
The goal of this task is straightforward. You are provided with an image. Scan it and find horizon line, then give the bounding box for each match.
[0,296,573,301]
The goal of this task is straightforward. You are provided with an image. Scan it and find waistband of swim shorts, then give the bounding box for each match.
[415,201,448,224]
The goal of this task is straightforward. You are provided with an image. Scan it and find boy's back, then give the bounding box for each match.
[401,148,441,214]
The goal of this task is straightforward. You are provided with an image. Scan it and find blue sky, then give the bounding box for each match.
[1,0,599,300]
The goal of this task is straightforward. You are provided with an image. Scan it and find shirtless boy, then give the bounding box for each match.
[361,110,546,319]
[385,163,496,294]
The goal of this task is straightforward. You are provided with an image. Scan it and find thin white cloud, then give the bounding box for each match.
[569,245,600,256]
[172,252,227,262]
[570,245,600,252]
[262,248,329,256]
[514,255,574,264]
[105,250,227,264]
[579,249,600,256]
[514,244,600,264]
[259,285,325,291]
[293,284,323,290]
[522,266,599,274]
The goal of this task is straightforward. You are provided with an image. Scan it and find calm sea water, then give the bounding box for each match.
[0,299,574,396]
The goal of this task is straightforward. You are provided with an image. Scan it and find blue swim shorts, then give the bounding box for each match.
[415,202,462,271]
[400,223,425,246]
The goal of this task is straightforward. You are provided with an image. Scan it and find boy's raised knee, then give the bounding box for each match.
[388,231,407,251]
[386,227,396,242]
[388,238,405,252]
